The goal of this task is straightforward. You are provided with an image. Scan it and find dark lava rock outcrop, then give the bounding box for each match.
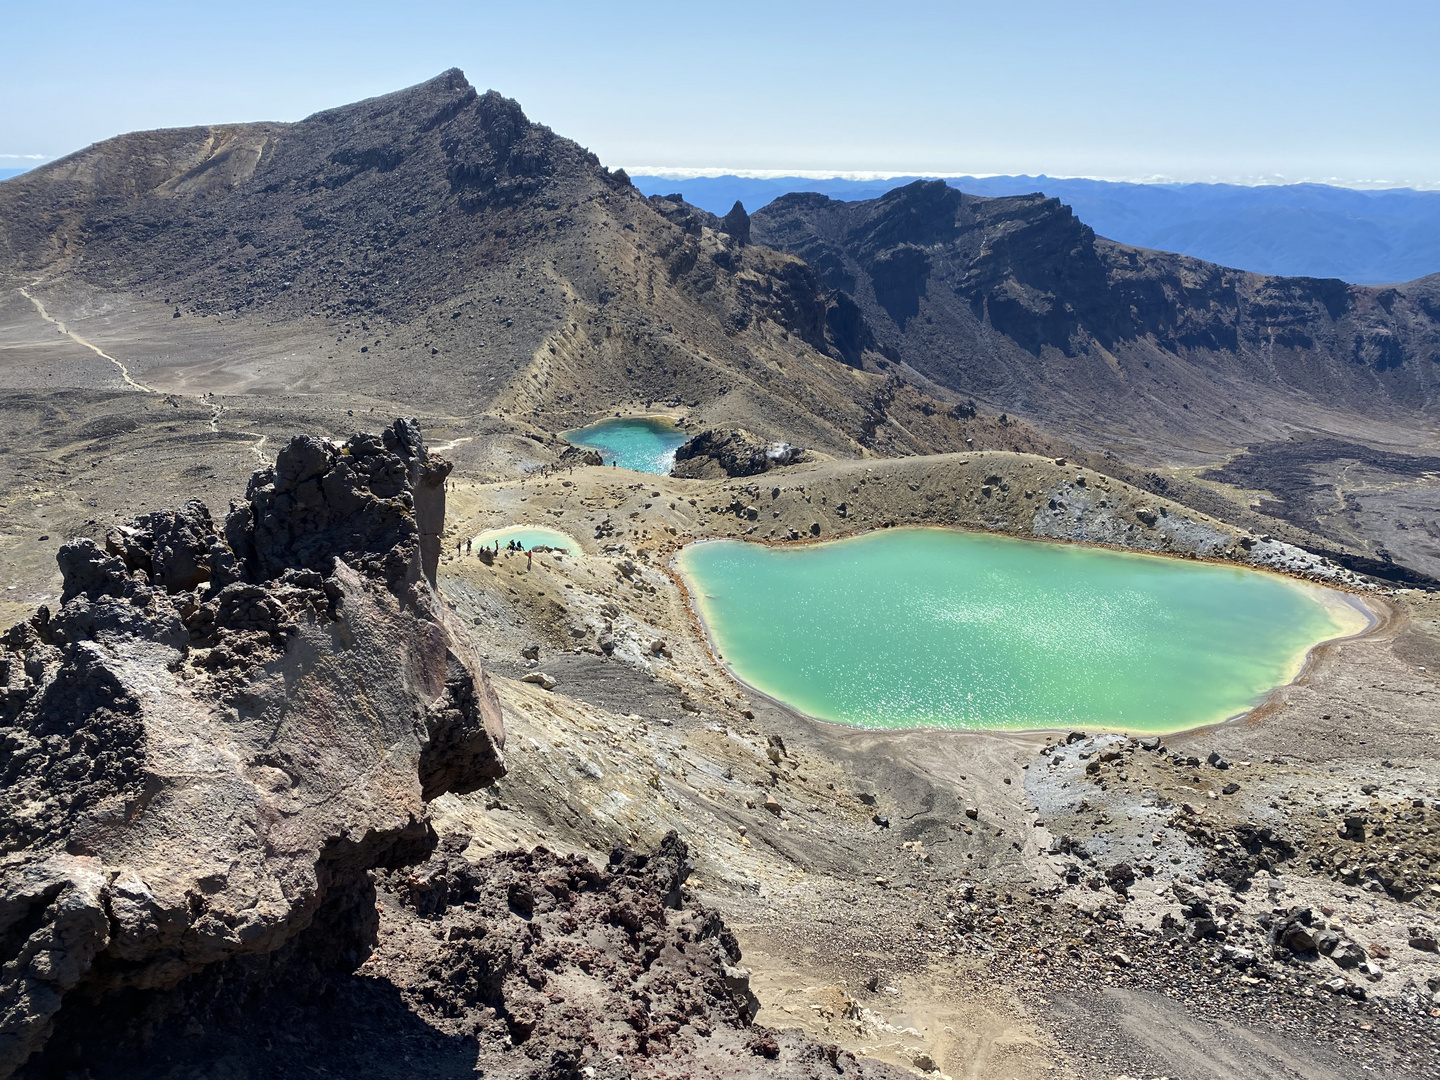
[752,180,1440,451]
[367,834,900,1079]
[671,428,806,479]
[17,832,902,1080]
[0,419,505,1077]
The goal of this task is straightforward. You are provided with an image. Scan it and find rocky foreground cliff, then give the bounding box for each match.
[0,421,905,1080]
[0,418,498,1072]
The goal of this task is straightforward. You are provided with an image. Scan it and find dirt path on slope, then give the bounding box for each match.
[18,284,155,392]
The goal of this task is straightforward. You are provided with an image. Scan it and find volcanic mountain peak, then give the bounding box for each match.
[1,71,1014,469]
[0,67,605,313]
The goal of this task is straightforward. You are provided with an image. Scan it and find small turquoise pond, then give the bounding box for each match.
[472,525,580,553]
[677,528,1369,734]
[561,416,688,474]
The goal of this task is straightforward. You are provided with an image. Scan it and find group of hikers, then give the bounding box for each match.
[456,538,534,553]
[455,536,537,567]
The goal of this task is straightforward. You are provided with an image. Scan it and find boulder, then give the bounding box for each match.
[671,428,806,479]
[0,420,505,1079]
[1105,863,1136,894]
[1222,945,1256,967]
[1280,923,1318,953]
[1332,940,1367,969]
[1186,917,1219,941]
[1407,926,1438,952]
[521,671,557,691]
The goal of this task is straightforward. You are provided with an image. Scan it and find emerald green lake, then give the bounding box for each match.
[561,416,687,474]
[677,528,1369,733]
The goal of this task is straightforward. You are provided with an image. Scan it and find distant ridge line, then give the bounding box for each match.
[630,173,1440,284]
[626,168,1440,191]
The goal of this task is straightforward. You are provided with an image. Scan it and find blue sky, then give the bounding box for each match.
[3,0,1438,186]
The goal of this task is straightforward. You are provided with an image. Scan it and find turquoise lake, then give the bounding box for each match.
[561,416,688,474]
[677,528,1368,733]
[472,525,580,553]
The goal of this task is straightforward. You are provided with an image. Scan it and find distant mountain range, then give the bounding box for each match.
[13,155,1437,284]
[631,174,1440,286]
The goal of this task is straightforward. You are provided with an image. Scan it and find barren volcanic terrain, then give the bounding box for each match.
[2,71,1439,1080]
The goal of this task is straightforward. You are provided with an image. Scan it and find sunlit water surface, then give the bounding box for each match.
[677,528,1368,733]
[561,416,688,474]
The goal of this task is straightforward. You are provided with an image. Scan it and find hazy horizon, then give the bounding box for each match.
[627,168,1440,192]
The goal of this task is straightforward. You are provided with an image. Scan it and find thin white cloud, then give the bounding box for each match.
[0,154,49,161]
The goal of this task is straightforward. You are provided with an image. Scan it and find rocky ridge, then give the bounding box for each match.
[0,419,507,1076]
[0,71,973,467]
[751,181,1440,456]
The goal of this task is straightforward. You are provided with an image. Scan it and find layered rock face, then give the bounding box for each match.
[752,180,1440,451]
[0,419,504,1078]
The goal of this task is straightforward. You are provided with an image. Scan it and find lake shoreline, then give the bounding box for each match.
[679,518,1380,596]
[560,414,688,474]
[672,526,1387,741]
[470,523,583,554]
